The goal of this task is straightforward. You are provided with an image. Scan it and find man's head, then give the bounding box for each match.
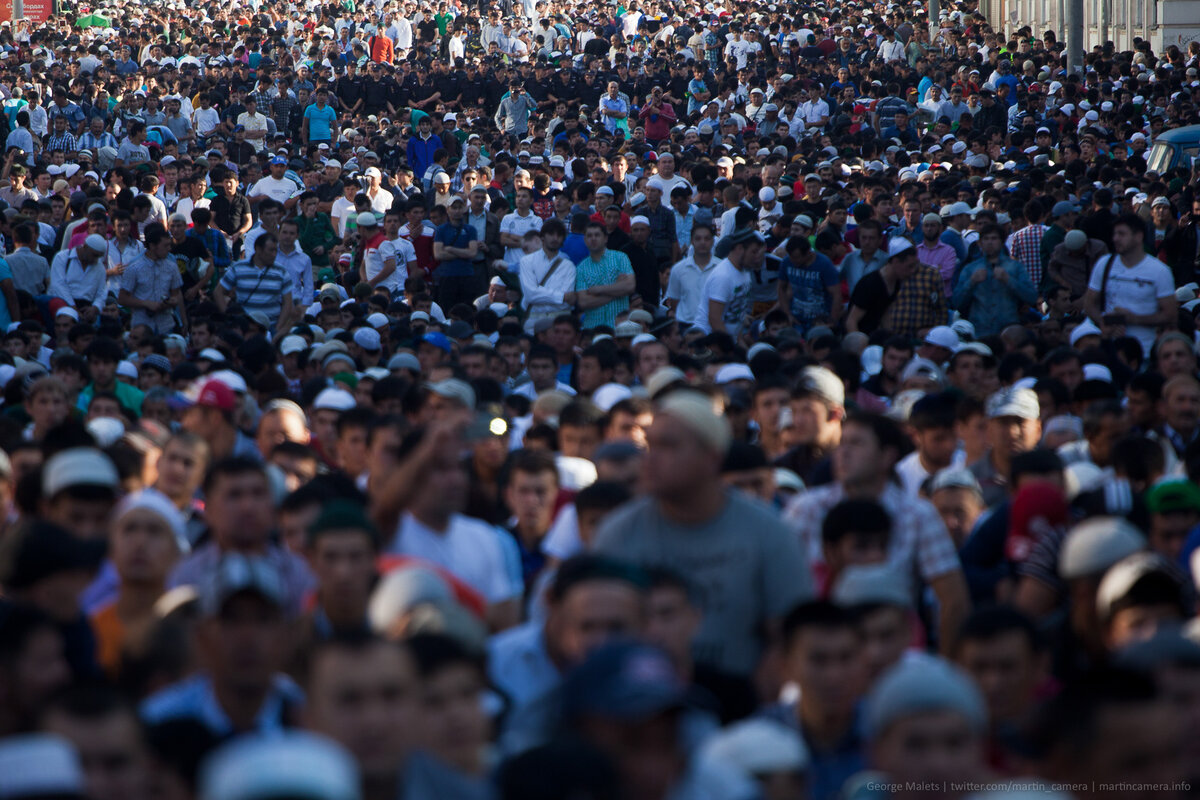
[833,413,907,490]
[952,606,1045,726]
[781,601,867,718]
[202,457,276,552]
[39,686,150,800]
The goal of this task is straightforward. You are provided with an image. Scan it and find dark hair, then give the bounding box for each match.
[1113,212,1146,237]
[781,600,858,647]
[548,554,649,604]
[908,392,958,431]
[842,411,909,456]
[953,605,1042,656]
[202,456,267,494]
[821,498,891,545]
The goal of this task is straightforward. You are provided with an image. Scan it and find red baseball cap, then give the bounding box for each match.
[171,379,237,414]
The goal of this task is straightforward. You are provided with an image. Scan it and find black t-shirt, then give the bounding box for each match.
[171,236,210,289]
[417,18,439,41]
[210,192,252,237]
[316,180,344,204]
[848,270,896,334]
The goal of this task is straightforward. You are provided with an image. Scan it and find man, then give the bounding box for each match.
[145,553,304,736]
[663,224,716,327]
[303,635,421,800]
[495,82,538,136]
[1157,376,1200,460]
[405,116,442,183]
[1006,200,1049,287]
[846,237,918,335]
[784,412,970,654]
[968,387,1043,507]
[896,393,961,498]
[760,602,869,800]
[432,197,482,310]
[276,218,314,307]
[865,658,990,796]
[916,213,958,297]
[490,554,647,753]
[572,221,635,330]
[118,223,184,336]
[840,220,887,294]
[698,228,765,337]
[49,234,108,323]
[502,449,561,591]
[386,428,522,630]
[210,168,253,257]
[465,185,501,276]
[777,366,844,487]
[519,217,574,322]
[593,391,811,678]
[1040,200,1079,268]
[953,224,1038,337]
[250,157,302,211]
[501,186,544,271]
[952,606,1046,744]
[303,501,379,639]
[40,687,151,800]
[1083,211,1176,358]
[778,234,840,334]
[215,232,294,336]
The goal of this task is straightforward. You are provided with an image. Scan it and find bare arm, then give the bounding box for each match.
[930,570,971,656]
[844,304,865,332]
[707,298,727,333]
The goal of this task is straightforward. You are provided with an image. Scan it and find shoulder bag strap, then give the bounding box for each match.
[537,256,565,287]
[1097,252,1117,312]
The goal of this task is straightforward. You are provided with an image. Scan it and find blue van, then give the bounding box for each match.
[1146,125,1200,174]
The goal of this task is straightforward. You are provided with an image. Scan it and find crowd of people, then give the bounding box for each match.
[2,0,1200,798]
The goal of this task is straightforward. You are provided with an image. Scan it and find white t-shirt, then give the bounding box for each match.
[388,512,520,604]
[895,450,967,498]
[664,255,717,327]
[1086,252,1174,356]
[250,176,301,205]
[696,258,752,336]
[501,211,543,269]
[376,236,417,292]
[331,196,358,237]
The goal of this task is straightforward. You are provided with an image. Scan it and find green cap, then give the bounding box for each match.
[1146,479,1200,515]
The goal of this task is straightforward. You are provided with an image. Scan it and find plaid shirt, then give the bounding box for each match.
[783,481,962,595]
[882,263,946,336]
[1006,223,1047,286]
[44,131,77,153]
[271,94,298,137]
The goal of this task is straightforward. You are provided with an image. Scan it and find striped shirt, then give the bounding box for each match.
[575,248,633,329]
[218,259,293,326]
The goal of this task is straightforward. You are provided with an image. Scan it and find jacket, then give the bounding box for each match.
[405,133,443,181]
[952,254,1038,336]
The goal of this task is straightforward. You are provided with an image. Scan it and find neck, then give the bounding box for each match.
[797,699,855,748]
[655,480,725,525]
[414,508,452,532]
[841,474,887,498]
[213,680,272,731]
[116,581,165,619]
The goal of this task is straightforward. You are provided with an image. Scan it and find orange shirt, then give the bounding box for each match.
[90,602,125,678]
[369,34,395,65]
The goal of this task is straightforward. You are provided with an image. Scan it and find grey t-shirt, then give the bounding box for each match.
[592,490,812,676]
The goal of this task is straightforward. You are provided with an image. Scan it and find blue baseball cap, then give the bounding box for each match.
[421,331,452,354]
[270,156,287,165]
[561,641,689,722]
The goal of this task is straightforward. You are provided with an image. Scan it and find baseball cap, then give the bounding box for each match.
[796,365,844,407]
[270,156,286,165]
[561,641,689,722]
[279,335,307,356]
[985,387,1039,420]
[42,447,119,497]
[923,325,959,351]
[645,366,687,399]
[865,657,987,738]
[1051,200,1080,217]
[0,734,85,799]
[421,331,452,353]
[177,379,237,413]
[1059,516,1146,579]
[201,553,285,616]
[1146,479,1200,514]
[200,732,359,800]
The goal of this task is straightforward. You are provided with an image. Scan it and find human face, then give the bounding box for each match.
[834,422,891,486]
[931,487,984,547]
[789,396,838,449]
[858,226,881,254]
[548,580,644,666]
[309,530,376,617]
[29,389,68,432]
[305,642,421,779]
[1112,222,1144,256]
[110,508,180,585]
[154,440,206,502]
[42,709,149,800]
[644,586,700,670]
[205,470,275,550]
[784,626,864,716]
[503,469,558,534]
[584,226,607,254]
[642,414,719,501]
[1158,339,1196,378]
[419,664,489,775]
[199,593,287,693]
[858,606,910,681]
[987,415,1041,459]
[871,711,983,790]
[1163,381,1200,434]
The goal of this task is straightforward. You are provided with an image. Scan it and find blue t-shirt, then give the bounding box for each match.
[561,233,588,265]
[434,221,475,278]
[783,251,839,331]
[0,259,12,328]
[303,103,338,141]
